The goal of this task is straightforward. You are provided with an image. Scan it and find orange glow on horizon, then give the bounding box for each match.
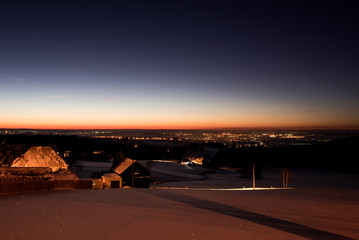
[1,110,358,131]
[1,122,358,131]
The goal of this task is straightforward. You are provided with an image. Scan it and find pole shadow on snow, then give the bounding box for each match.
[144,190,354,240]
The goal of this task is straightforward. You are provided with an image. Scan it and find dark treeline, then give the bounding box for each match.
[0,135,192,165]
[210,136,359,171]
[1,134,358,172]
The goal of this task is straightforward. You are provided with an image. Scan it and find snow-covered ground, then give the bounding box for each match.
[74,160,113,179]
[1,163,358,240]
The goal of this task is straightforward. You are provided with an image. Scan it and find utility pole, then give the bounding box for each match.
[132,159,134,188]
[253,162,255,190]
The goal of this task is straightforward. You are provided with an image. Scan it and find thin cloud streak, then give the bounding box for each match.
[31,95,75,99]
[96,97,121,101]
[183,111,211,114]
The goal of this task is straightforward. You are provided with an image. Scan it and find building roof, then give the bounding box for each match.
[11,146,68,171]
[102,172,122,180]
[113,158,147,175]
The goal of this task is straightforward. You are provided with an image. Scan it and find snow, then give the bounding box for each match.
[1,165,358,240]
[11,146,68,172]
[145,160,209,182]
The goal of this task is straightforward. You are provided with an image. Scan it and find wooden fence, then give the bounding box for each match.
[0,180,92,194]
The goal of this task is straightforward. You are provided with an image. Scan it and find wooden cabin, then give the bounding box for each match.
[113,158,150,188]
[101,173,122,188]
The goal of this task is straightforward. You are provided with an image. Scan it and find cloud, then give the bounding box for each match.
[31,95,75,99]
[303,109,318,113]
[183,111,209,114]
[62,89,81,93]
[96,97,121,101]
[257,109,319,116]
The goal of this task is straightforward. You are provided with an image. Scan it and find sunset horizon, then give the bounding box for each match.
[1,2,359,240]
[1,124,358,131]
[1,1,358,135]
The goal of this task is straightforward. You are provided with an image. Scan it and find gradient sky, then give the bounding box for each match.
[1,0,359,129]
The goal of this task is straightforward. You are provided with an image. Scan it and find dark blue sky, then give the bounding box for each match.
[1,0,358,129]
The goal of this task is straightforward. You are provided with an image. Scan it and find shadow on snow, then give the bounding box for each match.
[144,190,354,240]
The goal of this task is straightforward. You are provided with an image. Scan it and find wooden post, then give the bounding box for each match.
[253,162,255,190]
[281,168,290,188]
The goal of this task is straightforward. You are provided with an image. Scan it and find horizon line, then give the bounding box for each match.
[1,127,358,131]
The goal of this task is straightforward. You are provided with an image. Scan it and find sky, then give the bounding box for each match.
[1,0,358,130]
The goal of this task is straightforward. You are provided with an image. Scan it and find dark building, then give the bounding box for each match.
[113,158,150,188]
